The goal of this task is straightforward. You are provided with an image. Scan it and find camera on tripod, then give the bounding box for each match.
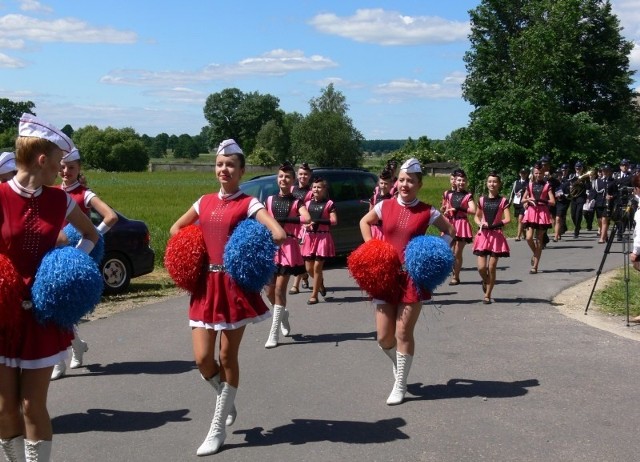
[607,184,636,223]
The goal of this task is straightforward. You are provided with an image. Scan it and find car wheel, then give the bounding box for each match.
[101,252,132,294]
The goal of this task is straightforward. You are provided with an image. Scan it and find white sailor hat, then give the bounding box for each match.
[217,139,244,156]
[0,152,16,175]
[400,158,422,174]
[63,148,81,162]
[18,113,74,153]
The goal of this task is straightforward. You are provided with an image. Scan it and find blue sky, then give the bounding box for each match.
[1,0,639,141]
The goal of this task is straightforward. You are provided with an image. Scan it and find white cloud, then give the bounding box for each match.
[101,49,337,86]
[0,37,24,49]
[309,8,469,45]
[0,52,24,68]
[374,74,464,100]
[143,87,207,105]
[630,41,640,71]
[18,0,52,13]
[0,14,137,43]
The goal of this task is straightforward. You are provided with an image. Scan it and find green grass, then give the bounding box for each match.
[593,268,640,317]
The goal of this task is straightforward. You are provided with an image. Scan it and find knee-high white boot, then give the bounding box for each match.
[196,383,237,456]
[280,308,291,337]
[50,360,66,380]
[69,334,88,369]
[379,345,397,378]
[0,435,25,462]
[202,373,237,426]
[386,352,413,406]
[264,305,283,348]
[24,440,51,462]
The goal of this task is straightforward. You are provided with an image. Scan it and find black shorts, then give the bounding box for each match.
[555,201,570,217]
[595,206,609,219]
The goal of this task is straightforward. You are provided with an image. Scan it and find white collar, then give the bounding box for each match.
[396,196,419,207]
[62,181,81,192]
[218,189,243,200]
[9,178,42,198]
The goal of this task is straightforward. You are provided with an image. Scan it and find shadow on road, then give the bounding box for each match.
[53,408,191,433]
[285,331,376,346]
[80,360,195,376]
[407,378,539,401]
[226,417,408,449]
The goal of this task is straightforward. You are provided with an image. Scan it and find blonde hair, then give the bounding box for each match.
[15,137,60,167]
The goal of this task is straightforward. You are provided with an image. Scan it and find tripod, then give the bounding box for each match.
[584,209,634,325]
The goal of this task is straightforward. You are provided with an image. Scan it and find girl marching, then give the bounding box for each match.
[522,162,555,273]
[264,162,310,348]
[302,177,337,305]
[473,171,511,304]
[169,139,285,456]
[444,171,476,285]
[360,158,454,405]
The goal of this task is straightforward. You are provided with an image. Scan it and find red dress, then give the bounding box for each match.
[0,180,75,368]
[60,181,95,216]
[473,196,510,257]
[189,192,271,330]
[377,198,437,304]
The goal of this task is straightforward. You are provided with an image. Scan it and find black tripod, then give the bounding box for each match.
[584,209,634,325]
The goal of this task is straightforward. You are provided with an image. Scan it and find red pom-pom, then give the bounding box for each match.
[164,225,206,292]
[0,254,26,330]
[347,239,402,304]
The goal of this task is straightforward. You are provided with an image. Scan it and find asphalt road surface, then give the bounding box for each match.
[48,229,640,461]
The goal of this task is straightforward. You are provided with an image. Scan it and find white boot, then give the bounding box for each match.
[24,440,51,462]
[379,345,397,378]
[202,373,237,426]
[196,383,237,456]
[264,305,283,348]
[69,337,88,369]
[280,308,291,337]
[0,435,25,462]
[50,360,66,380]
[386,352,413,406]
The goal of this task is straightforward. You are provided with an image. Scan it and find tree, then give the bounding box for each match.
[0,98,35,132]
[459,0,640,187]
[73,125,148,172]
[173,134,199,159]
[152,133,169,157]
[291,85,363,167]
[203,88,282,153]
[254,119,288,165]
[61,124,74,139]
[309,83,348,115]
[291,111,363,167]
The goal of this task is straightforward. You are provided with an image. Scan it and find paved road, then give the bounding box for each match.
[49,229,640,462]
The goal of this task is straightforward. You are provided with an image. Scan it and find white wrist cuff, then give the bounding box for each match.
[441,234,453,245]
[76,238,95,255]
[96,222,111,234]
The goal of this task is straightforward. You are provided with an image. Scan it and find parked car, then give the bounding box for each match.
[90,209,155,294]
[239,168,378,255]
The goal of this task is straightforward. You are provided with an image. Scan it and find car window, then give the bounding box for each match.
[240,177,278,202]
[321,172,376,202]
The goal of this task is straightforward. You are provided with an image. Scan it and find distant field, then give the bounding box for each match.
[82,169,518,268]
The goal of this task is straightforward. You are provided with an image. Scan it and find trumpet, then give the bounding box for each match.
[576,170,594,181]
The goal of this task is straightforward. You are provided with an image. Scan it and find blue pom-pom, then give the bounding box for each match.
[404,235,454,292]
[32,246,104,329]
[63,223,105,265]
[224,219,277,292]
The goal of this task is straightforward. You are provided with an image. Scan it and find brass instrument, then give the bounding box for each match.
[569,170,593,198]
